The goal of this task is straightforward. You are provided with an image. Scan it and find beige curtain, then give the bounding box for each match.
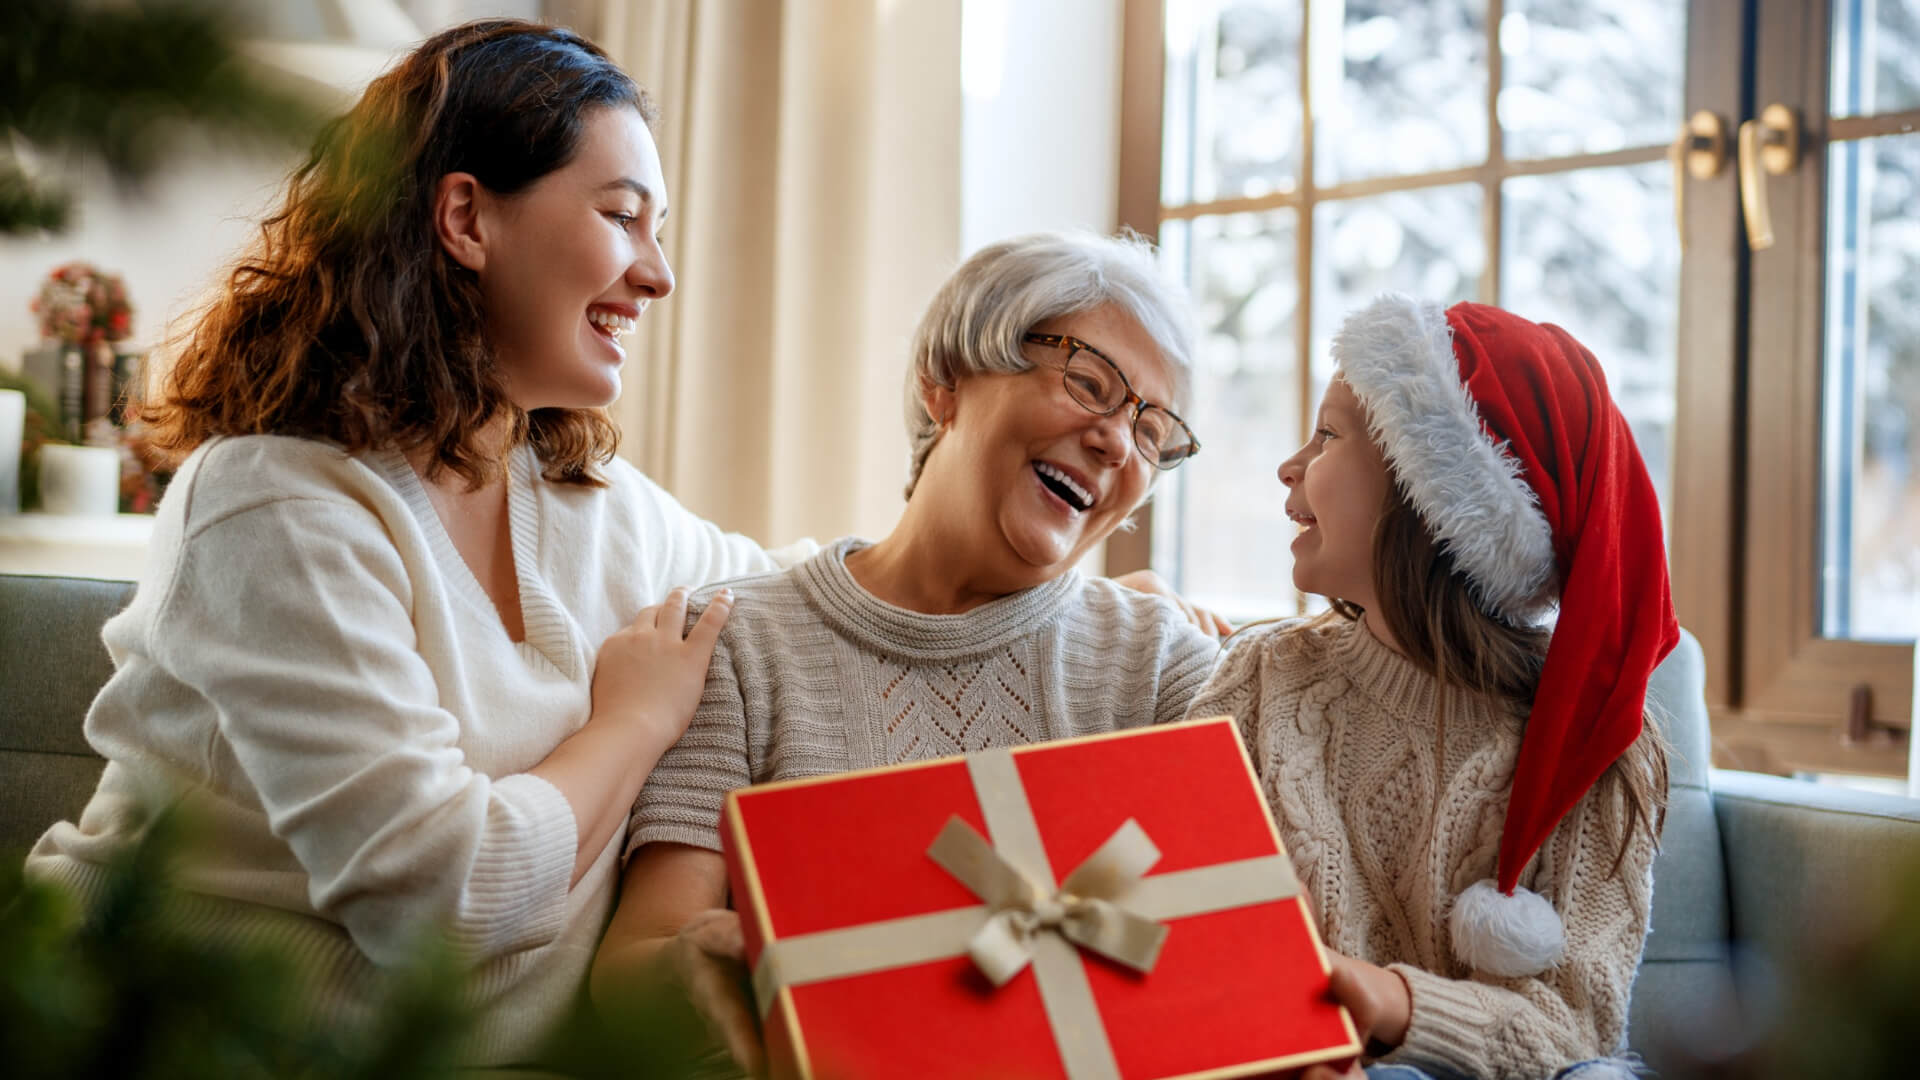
[581,0,963,546]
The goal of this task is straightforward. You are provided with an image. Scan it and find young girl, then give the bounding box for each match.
[1187,295,1675,1080]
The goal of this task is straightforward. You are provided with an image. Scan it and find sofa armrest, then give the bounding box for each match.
[1711,768,1920,954]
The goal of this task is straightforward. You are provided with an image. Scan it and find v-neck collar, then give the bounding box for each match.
[373,445,578,678]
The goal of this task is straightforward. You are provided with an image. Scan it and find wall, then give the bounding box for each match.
[961,0,1123,253]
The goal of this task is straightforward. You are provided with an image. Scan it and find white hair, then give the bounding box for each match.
[901,229,1195,499]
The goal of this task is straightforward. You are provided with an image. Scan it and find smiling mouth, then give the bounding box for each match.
[1034,461,1095,512]
[588,308,636,342]
[1287,508,1317,529]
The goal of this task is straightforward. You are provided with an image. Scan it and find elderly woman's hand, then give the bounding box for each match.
[1112,569,1234,639]
[651,909,765,1077]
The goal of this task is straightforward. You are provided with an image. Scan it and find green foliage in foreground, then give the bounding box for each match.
[0,813,470,1079]
[1,812,754,1078]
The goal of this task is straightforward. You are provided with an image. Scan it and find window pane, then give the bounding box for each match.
[1154,212,1302,619]
[1821,133,1920,642]
[1498,0,1685,160]
[1310,184,1484,407]
[1314,0,1487,186]
[1164,0,1303,206]
[1502,162,1679,517]
[1831,0,1920,118]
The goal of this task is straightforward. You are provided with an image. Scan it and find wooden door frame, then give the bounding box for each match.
[1108,0,1166,576]
[1668,0,1752,726]
[1722,0,1913,777]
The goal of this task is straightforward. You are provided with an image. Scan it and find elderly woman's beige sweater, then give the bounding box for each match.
[628,537,1221,856]
[1185,615,1657,1080]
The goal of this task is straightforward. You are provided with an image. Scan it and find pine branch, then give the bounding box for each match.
[0,0,328,234]
[0,159,72,234]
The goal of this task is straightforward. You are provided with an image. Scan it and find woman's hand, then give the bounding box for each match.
[1301,950,1414,1079]
[590,586,734,750]
[1111,569,1234,639]
[654,909,764,1076]
[533,587,733,886]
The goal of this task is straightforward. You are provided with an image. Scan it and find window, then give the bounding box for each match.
[1115,0,1917,780]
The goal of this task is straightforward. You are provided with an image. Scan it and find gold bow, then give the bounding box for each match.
[927,815,1169,985]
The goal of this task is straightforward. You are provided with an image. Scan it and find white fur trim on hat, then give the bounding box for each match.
[1449,878,1565,977]
[1331,294,1556,622]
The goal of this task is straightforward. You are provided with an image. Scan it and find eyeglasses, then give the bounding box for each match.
[1022,332,1200,469]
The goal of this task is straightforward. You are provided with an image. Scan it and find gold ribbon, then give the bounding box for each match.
[926,815,1168,985]
[750,748,1301,1080]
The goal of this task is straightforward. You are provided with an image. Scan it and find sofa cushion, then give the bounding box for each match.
[0,574,133,855]
[1629,629,1737,1069]
[1713,769,1920,954]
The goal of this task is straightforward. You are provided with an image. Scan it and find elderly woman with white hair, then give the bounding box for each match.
[590,230,1222,1067]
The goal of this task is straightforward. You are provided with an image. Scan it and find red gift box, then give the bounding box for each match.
[721,716,1362,1079]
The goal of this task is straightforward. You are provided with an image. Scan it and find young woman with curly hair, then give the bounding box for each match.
[27,19,792,1065]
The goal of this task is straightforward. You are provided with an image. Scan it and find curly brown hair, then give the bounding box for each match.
[142,19,656,488]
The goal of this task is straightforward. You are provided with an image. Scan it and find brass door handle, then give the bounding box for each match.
[1669,110,1728,252]
[1737,103,1801,250]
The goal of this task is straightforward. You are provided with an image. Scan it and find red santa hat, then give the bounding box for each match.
[1332,294,1679,978]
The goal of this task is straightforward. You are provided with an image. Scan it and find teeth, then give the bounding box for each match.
[1288,509,1317,527]
[588,309,637,338]
[1035,462,1094,510]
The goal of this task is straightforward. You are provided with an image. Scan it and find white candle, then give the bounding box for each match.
[37,443,122,517]
[0,389,22,514]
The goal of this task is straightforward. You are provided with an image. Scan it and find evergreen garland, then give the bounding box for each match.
[0,0,325,236]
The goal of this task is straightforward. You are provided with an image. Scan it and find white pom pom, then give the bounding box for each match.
[1448,879,1565,977]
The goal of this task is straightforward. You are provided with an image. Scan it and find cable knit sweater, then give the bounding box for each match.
[27,435,808,1066]
[1185,615,1657,1080]
[629,537,1222,855]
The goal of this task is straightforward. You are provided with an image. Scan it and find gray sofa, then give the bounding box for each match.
[5,571,1919,1076]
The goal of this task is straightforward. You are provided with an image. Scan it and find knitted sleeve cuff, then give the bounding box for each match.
[1383,962,1500,1078]
[624,817,724,859]
[448,772,579,960]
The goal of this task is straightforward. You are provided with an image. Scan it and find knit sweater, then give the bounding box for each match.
[628,537,1222,855]
[26,434,804,1066]
[1185,615,1657,1080]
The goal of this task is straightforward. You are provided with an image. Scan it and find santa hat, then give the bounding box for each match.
[1332,294,1679,978]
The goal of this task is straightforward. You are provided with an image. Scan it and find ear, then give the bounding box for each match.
[921,379,956,430]
[434,172,488,273]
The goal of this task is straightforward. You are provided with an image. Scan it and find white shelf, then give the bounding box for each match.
[0,512,153,580]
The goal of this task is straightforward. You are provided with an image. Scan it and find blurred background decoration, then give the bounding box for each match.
[1,0,328,237]
[16,260,158,514]
[1,0,336,515]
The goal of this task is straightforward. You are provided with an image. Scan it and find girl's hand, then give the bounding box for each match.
[1111,569,1234,639]
[1301,949,1413,1079]
[590,586,733,748]
[657,909,764,1075]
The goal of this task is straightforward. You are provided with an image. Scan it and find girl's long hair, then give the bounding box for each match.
[142,19,654,487]
[1330,481,1669,870]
